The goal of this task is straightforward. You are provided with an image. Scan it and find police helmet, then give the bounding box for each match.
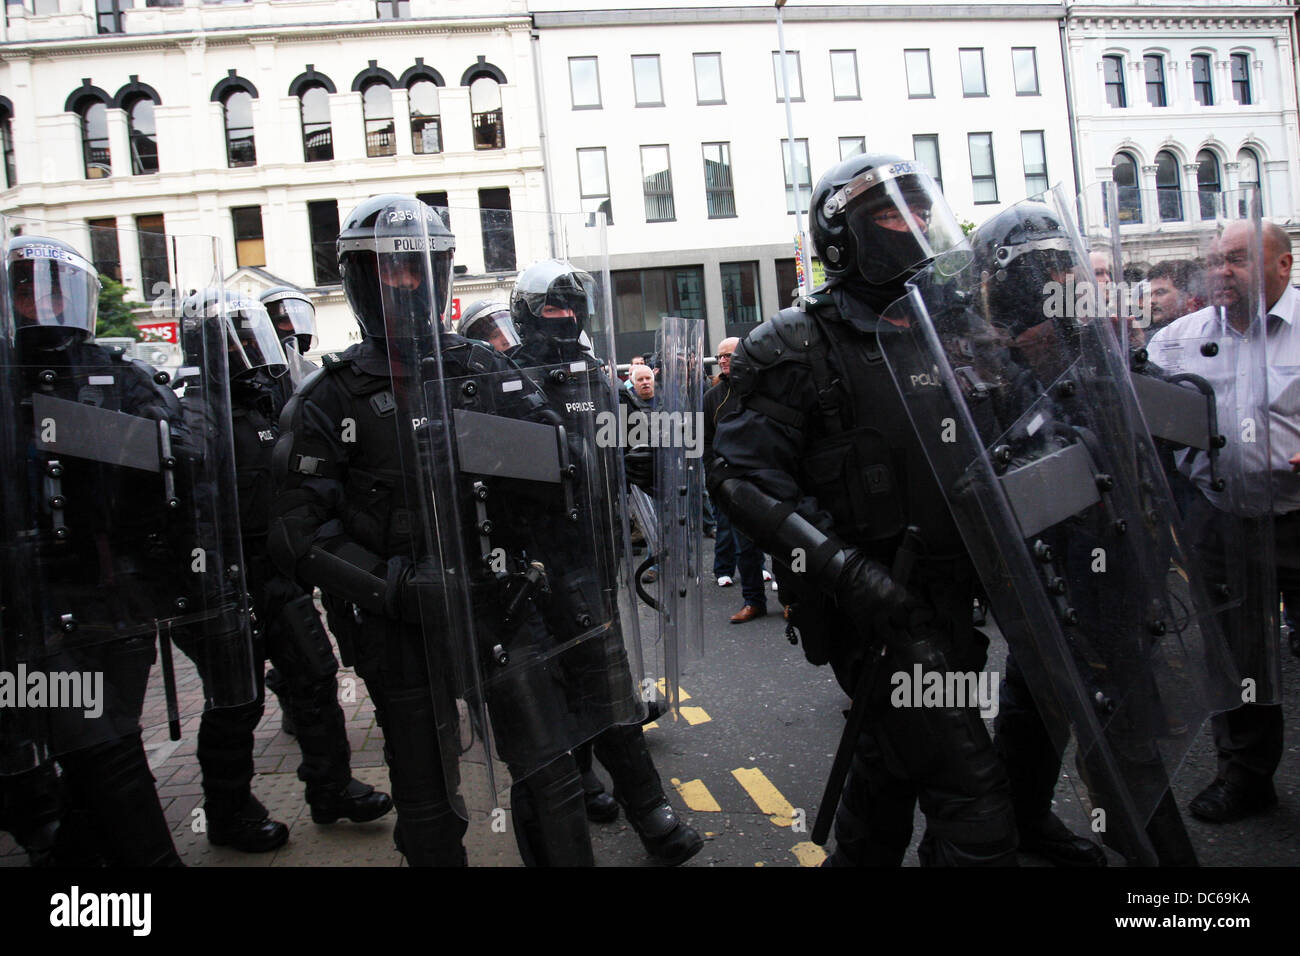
[7,235,102,350]
[336,194,456,347]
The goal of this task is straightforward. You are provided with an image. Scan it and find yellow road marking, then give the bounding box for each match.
[671,777,722,812]
[679,706,711,725]
[642,721,659,730]
[791,842,827,867]
[654,679,691,701]
[731,767,796,827]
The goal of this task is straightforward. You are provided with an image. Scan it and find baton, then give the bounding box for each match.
[811,525,922,847]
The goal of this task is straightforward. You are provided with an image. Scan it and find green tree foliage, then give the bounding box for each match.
[95,275,145,341]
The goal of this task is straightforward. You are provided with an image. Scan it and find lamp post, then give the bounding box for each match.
[776,0,812,300]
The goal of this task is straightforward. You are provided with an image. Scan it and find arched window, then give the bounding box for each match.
[1155,150,1181,221]
[408,79,441,155]
[1113,151,1141,223]
[0,99,15,189]
[469,77,502,150]
[299,85,333,162]
[1196,150,1220,220]
[362,81,396,158]
[1237,147,1263,216]
[223,90,256,167]
[79,99,111,179]
[125,96,158,175]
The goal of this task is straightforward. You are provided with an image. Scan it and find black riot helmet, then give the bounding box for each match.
[970,202,1079,336]
[510,259,597,360]
[456,298,520,353]
[811,153,968,289]
[259,285,316,355]
[182,287,287,381]
[336,194,456,349]
[6,235,102,352]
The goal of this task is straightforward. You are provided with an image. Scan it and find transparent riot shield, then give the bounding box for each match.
[881,188,1239,865]
[0,217,256,770]
[375,198,643,825]
[637,315,706,715]
[1078,183,1281,707]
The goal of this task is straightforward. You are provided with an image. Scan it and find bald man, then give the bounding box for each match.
[1148,219,1298,823]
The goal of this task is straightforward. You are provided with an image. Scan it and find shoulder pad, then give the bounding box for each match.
[321,352,350,369]
[741,308,823,367]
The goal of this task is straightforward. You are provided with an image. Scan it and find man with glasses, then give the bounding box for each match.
[705,338,769,622]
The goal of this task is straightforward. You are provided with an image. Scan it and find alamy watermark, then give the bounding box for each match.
[0,665,103,718]
[1042,276,1153,329]
[890,665,999,719]
[593,404,705,460]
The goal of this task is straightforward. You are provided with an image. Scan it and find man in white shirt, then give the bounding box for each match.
[1148,219,1297,823]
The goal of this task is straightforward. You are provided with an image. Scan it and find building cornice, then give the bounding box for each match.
[532,4,1066,28]
[0,15,531,60]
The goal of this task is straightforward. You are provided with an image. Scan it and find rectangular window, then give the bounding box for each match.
[905,50,933,98]
[1192,54,1213,106]
[640,145,675,223]
[135,214,169,300]
[307,200,341,285]
[1144,55,1167,107]
[839,137,866,161]
[96,0,125,34]
[781,139,812,215]
[569,57,602,110]
[775,258,799,306]
[577,147,613,225]
[231,205,265,268]
[479,187,515,274]
[34,0,63,14]
[830,50,860,100]
[702,142,736,219]
[632,55,664,107]
[1104,55,1127,108]
[960,48,987,96]
[967,132,998,204]
[611,265,705,334]
[694,53,725,105]
[1231,53,1252,105]
[416,191,450,230]
[772,51,803,102]
[1012,48,1040,95]
[721,261,761,326]
[1020,131,1048,197]
[913,134,942,192]
[375,1,409,18]
[87,218,121,283]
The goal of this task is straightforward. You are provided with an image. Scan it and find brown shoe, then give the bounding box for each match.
[730,604,768,624]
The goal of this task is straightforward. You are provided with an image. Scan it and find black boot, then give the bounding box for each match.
[309,778,393,824]
[1018,813,1106,867]
[265,667,297,736]
[207,794,289,853]
[573,742,618,823]
[623,798,703,866]
[593,724,701,866]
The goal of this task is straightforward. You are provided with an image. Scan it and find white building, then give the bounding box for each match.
[1064,0,1300,239]
[531,0,1076,355]
[2,2,1295,359]
[0,0,544,353]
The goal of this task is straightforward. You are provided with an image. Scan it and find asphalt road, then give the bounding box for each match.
[591,539,1300,868]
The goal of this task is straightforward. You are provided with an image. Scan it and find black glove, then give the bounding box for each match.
[832,547,914,631]
[624,444,655,491]
[386,555,447,626]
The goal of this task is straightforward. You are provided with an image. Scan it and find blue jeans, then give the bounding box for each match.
[713,509,766,608]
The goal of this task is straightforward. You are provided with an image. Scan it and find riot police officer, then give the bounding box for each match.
[180,289,391,852]
[260,285,317,357]
[456,298,519,354]
[507,259,703,865]
[708,155,1018,865]
[270,196,598,866]
[2,235,186,865]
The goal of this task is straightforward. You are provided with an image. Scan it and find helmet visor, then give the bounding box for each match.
[8,245,101,340]
[835,161,970,283]
[267,297,317,353]
[224,300,287,378]
[513,264,597,341]
[461,308,521,353]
